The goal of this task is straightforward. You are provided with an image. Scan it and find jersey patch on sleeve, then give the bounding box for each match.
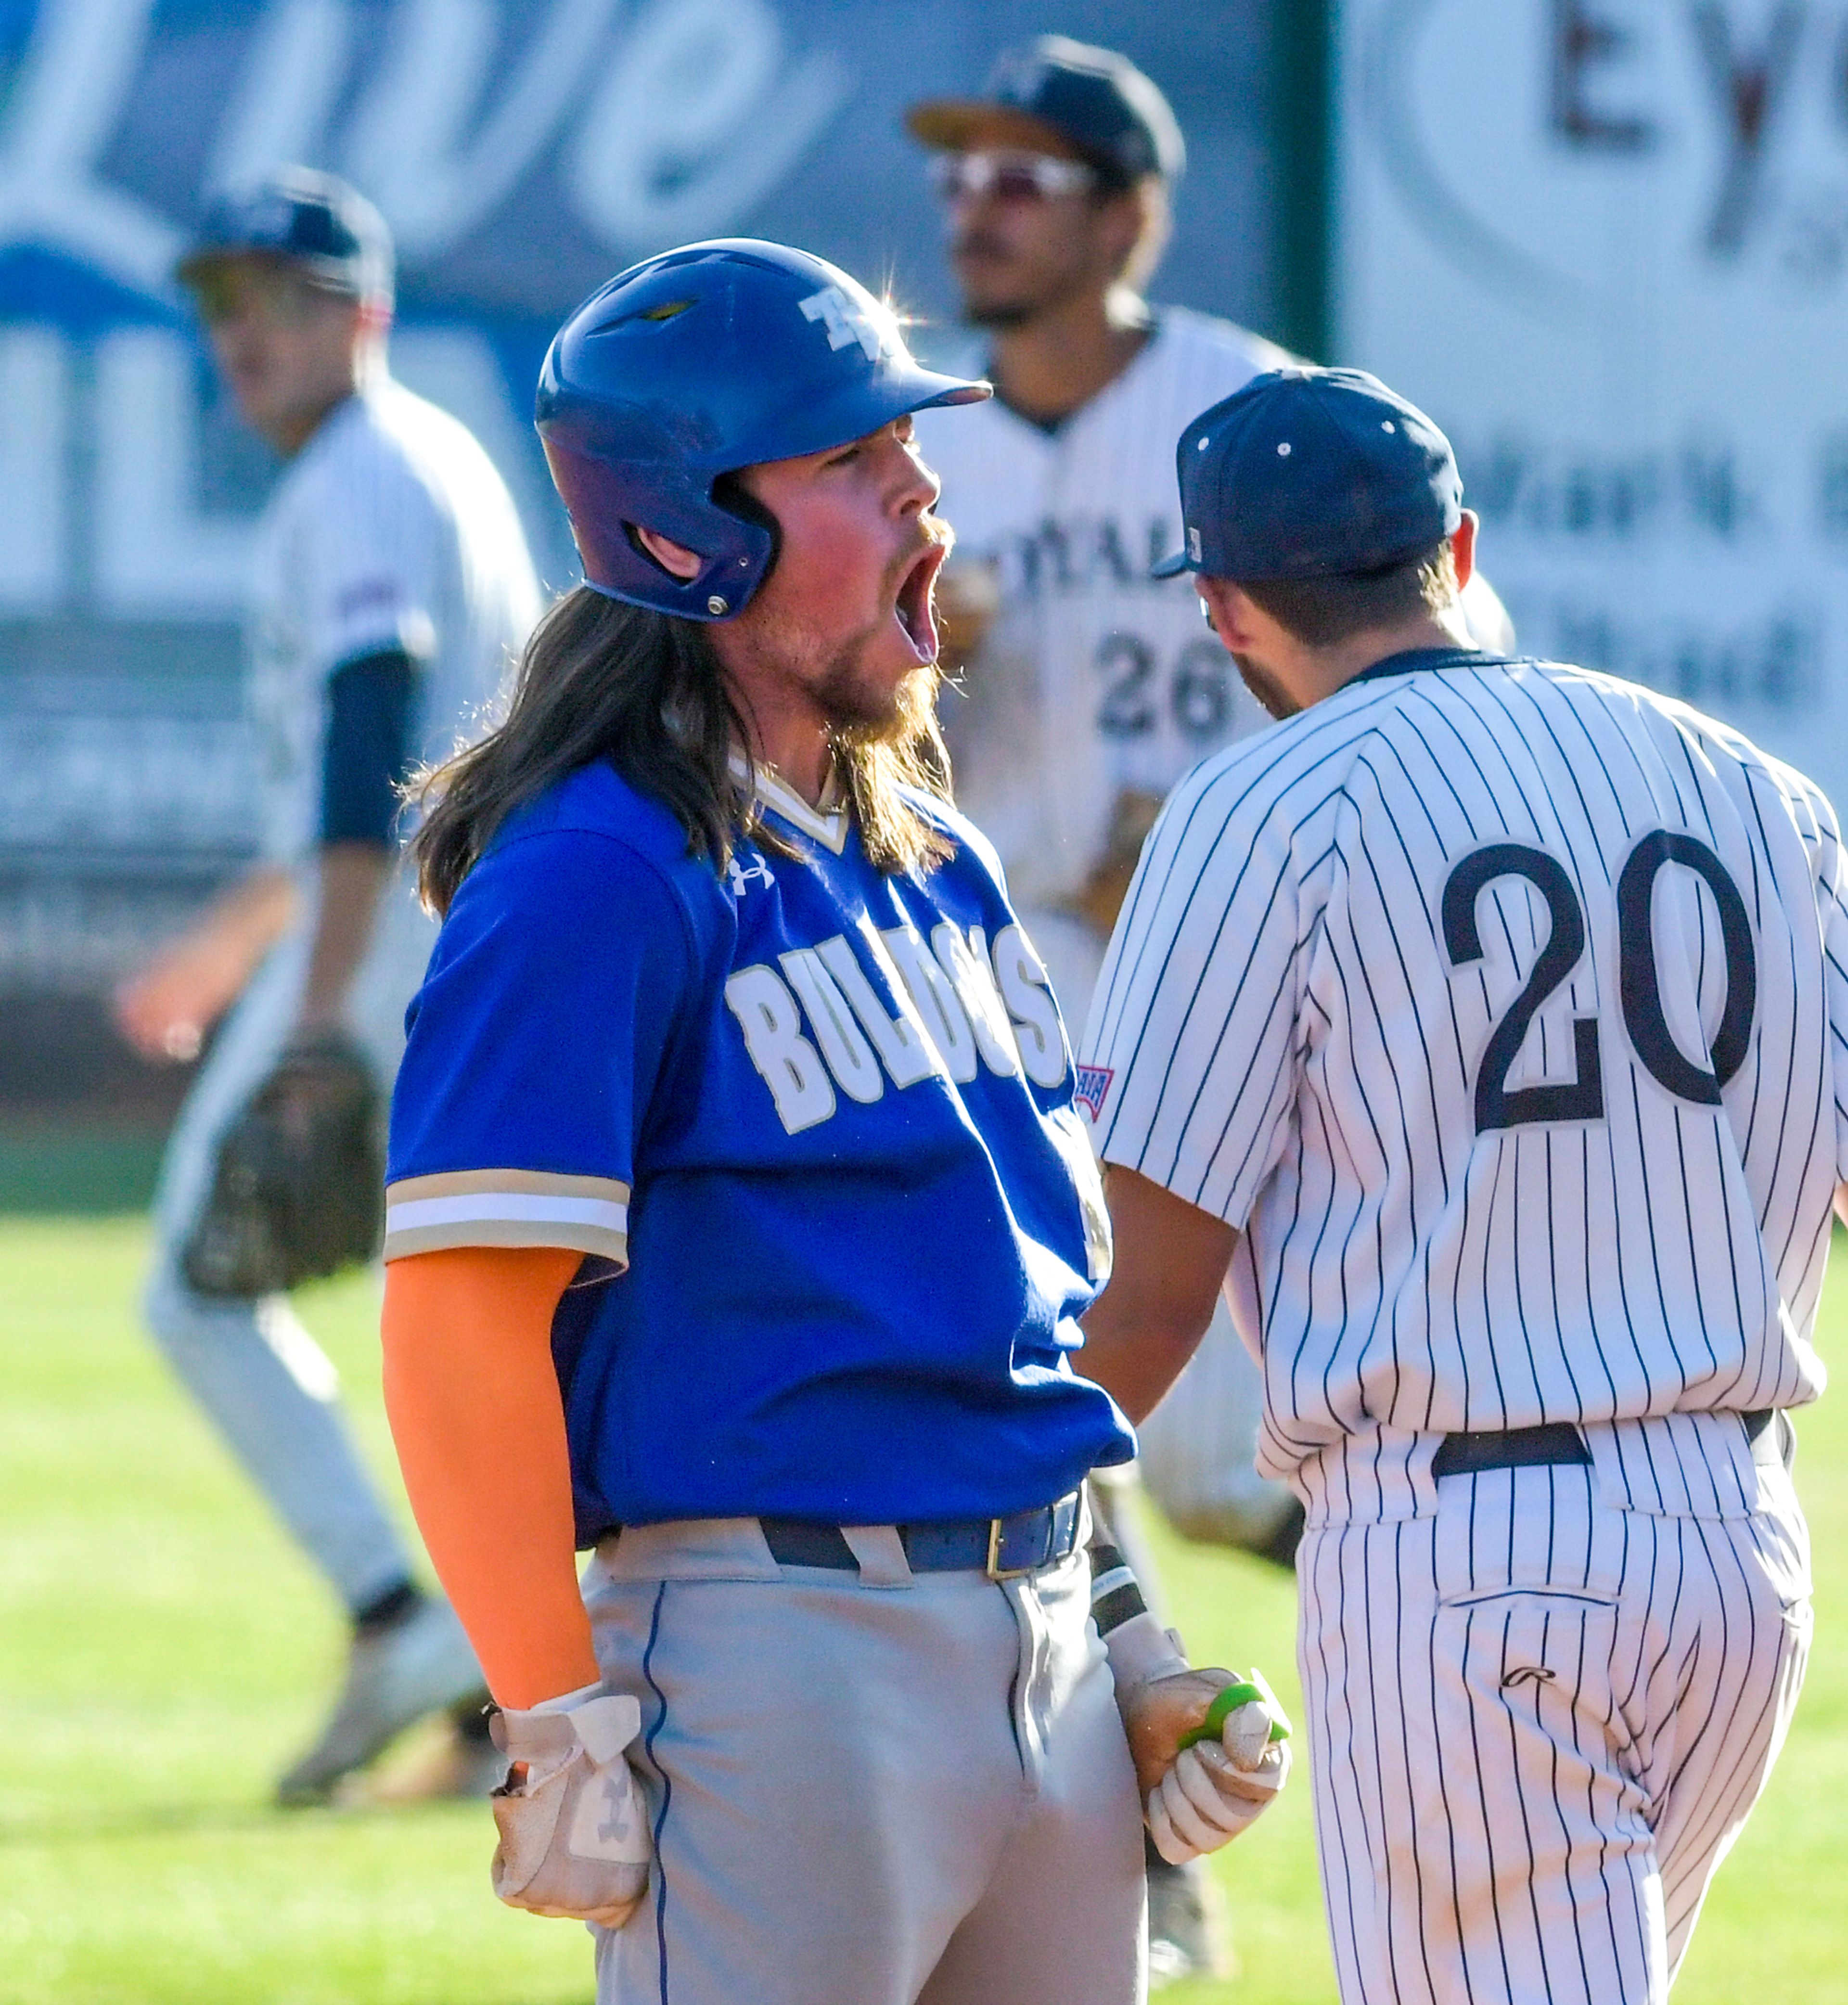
[383,1168,630,1263]
[1074,1064,1114,1121]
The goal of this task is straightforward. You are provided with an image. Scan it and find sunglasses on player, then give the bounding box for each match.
[927,150,1100,206]
[187,258,356,328]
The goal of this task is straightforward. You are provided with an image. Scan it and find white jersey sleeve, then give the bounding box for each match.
[248,380,539,865]
[300,436,444,672]
[1081,743,1311,1226]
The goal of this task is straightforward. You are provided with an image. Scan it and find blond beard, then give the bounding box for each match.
[829,657,942,749]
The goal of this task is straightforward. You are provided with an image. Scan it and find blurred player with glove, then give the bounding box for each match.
[114,169,539,1804]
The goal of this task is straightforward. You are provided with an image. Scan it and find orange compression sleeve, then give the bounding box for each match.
[381,1246,602,1709]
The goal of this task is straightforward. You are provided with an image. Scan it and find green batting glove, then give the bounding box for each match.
[1178,1667,1292,1752]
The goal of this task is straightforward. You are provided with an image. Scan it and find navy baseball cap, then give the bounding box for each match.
[907,36,1185,187]
[177,168,394,304]
[1153,368,1464,582]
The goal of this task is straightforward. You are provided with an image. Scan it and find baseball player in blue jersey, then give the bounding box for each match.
[375,241,1290,2005]
[1078,366,1828,2004]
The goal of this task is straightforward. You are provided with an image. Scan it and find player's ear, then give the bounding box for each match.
[1118,178,1171,290]
[1197,576,1258,653]
[1096,183,1151,283]
[632,526,704,581]
[1449,511,1478,593]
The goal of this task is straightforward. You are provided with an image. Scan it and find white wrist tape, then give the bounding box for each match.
[1103,1609,1190,1692]
[525,1680,606,1716]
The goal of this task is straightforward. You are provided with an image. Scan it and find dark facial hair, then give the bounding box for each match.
[953,224,1085,329]
[1233,653,1301,721]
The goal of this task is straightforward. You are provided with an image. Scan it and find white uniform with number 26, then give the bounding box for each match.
[917,307,1286,1000]
[1081,646,1830,2004]
[916,306,1293,1547]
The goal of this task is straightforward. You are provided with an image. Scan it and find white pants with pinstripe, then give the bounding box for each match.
[1296,1417,1811,2004]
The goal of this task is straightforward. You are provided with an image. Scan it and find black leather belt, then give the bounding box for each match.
[760,1491,1083,1581]
[1433,1409,1774,1478]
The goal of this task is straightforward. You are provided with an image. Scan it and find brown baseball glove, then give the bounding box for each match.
[181,1029,385,1298]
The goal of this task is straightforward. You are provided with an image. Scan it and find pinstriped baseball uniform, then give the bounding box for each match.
[916,305,1298,1549]
[249,378,539,869]
[1080,645,1830,2003]
[917,307,1289,988]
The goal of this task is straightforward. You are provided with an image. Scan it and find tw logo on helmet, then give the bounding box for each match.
[799,285,898,364]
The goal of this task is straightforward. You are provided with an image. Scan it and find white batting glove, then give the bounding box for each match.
[1102,1607,1192,1693]
[488,1683,652,1928]
[1146,1668,1292,1866]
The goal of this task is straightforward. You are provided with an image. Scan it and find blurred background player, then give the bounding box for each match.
[907,34,1515,1574]
[905,42,1305,1632]
[904,62,1297,1982]
[905,49,1512,1979]
[113,169,541,1805]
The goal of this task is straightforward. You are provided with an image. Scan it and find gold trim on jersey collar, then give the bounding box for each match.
[728,751,849,854]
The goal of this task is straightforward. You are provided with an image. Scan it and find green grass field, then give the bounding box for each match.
[1,1214,1841,2003]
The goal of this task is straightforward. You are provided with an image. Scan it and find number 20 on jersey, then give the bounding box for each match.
[1443,830,1756,1134]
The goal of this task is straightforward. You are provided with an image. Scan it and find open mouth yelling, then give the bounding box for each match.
[893,540,946,663]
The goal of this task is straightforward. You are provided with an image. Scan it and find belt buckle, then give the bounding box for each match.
[985,1514,1041,1581]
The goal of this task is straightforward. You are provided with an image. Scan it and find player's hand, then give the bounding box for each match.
[1116,1662,1241,1799]
[489,1687,652,1928]
[113,866,296,1061]
[113,938,241,1061]
[1145,1669,1291,1864]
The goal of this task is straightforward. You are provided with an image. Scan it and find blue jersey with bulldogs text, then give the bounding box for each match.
[385,757,1133,1539]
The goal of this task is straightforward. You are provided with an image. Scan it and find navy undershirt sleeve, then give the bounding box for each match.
[320,648,419,847]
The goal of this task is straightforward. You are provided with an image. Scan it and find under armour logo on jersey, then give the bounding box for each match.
[1074,1064,1114,1120]
[728,856,777,898]
[799,285,894,362]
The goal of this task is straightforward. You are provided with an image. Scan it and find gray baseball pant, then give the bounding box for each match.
[582,1515,1147,2005]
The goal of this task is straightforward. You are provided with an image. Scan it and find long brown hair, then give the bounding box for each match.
[411,586,953,914]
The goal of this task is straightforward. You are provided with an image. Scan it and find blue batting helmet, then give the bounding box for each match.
[536,240,990,622]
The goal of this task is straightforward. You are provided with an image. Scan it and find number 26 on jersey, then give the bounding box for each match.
[1443,831,1756,1134]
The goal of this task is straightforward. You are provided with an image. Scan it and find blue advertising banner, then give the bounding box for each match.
[0,0,1276,1004]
